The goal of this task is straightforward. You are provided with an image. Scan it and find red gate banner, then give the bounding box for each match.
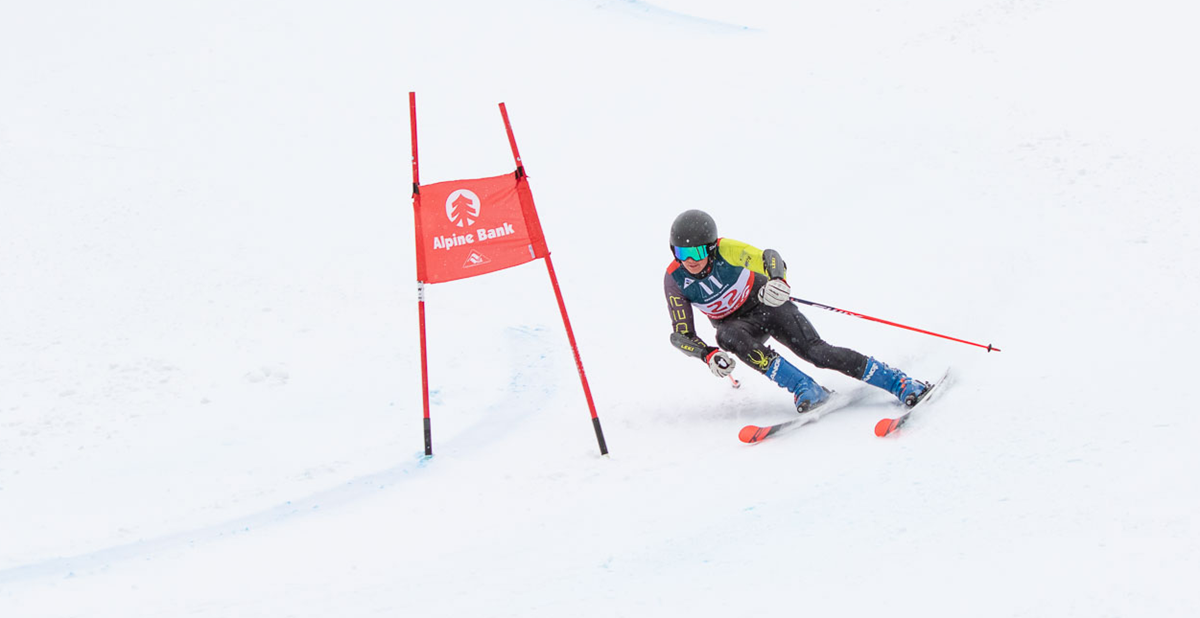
[414,172,548,284]
[409,92,607,458]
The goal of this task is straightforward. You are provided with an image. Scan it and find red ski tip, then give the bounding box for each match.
[874,417,899,437]
[738,425,768,444]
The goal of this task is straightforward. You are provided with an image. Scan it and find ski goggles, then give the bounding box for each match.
[673,244,710,262]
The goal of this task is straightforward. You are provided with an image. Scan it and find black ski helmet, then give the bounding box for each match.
[670,209,718,248]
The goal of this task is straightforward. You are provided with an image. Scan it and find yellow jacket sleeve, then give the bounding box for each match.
[716,238,787,279]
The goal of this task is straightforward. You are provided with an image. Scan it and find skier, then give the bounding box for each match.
[665,209,928,412]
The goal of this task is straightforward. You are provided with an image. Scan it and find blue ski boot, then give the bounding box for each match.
[861,357,928,407]
[766,356,829,413]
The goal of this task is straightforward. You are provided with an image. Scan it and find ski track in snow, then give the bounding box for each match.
[0,324,562,586]
[0,462,419,586]
[591,0,759,33]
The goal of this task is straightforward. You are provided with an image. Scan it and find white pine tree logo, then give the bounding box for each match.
[445,190,481,227]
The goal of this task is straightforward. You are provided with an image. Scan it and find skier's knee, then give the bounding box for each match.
[715,326,752,352]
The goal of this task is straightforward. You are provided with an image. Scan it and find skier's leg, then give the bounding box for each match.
[766,303,868,378]
[713,319,773,373]
[766,304,928,406]
[716,319,828,412]
[860,357,929,407]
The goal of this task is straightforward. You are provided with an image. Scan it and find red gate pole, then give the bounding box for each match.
[410,92,434,457]
[498,102,609,456]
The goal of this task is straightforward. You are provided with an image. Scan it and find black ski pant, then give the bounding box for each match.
[714,301,868,380]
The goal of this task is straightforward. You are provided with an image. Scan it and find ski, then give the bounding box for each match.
[873,369,952,437]
[739,387,873,444]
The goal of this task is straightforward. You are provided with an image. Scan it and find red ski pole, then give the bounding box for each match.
[791,297,1001,353]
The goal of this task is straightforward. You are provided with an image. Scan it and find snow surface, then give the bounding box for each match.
[3,0,1199,616]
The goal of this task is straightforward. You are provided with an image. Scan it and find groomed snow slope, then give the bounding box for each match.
[2,1,1198,616]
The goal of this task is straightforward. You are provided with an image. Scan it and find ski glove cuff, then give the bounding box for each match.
[706,349,736,378]
[758,278,791,307]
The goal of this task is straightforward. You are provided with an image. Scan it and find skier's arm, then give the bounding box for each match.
[716,238,788,280]
[665,270,717,360]
[670,332,711,360]
[672,331,736,377]
[761,248,787,280]
[716,238,790,305]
